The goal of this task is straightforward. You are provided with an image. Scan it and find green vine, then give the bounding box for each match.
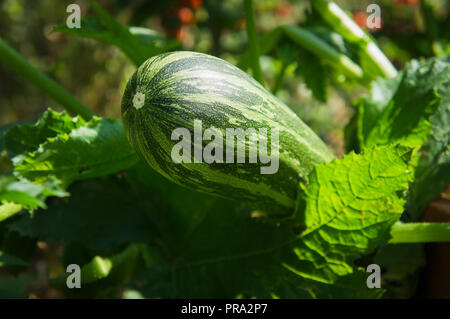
[0,38,95,120]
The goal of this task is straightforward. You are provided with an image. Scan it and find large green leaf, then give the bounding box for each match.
[125,145,411,298]
[10,115,138,187]
[8,176,154,252]
[358,58,449,149]
[406,81,450,220]
[290,145,412,283]
[356,57,450,220]
[9,144,408,298]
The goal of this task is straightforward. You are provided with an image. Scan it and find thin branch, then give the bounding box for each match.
[311,0,398,78]
[0,37,95,120]
[390,222,450,243]
[244,0,263,84]
[281,25,364,80]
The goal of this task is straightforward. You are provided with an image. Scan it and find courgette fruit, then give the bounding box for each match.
[121,51,334,215]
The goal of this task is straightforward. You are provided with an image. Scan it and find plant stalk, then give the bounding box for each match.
[311,0,398,78]
[420,0,445,56]
[244,0,263,84]
[272,60,288,94]
[0,37,95,120]
[281,25,364,80]
[389,222,450,243]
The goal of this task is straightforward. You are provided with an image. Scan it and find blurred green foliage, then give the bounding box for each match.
[0,0,448,299]
[2,0,447,156]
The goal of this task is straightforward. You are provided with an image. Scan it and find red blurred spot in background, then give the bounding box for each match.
[353,11,368,29]
[178,7,194,24]
[396,0,419,5]
[353,11,383,32]
[181,0,203,9]
[190,0,203,9]
[275,1,293,17]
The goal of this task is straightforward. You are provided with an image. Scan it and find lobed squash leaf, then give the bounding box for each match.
[7,144,410,298]
[356,57,450,220]
[406,81,450,220]
[7,175,153,253]
[290,145,413,284]
[357,58,449,149]
[9,114,138,187]
[121,145,412,298]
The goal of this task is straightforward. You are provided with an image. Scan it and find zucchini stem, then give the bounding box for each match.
[311,0,398,78]
[272,60,288,94]
[281,25,364,80]
[389,222,450,243]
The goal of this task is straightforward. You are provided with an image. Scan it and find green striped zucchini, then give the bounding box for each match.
[121,51,334,215]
